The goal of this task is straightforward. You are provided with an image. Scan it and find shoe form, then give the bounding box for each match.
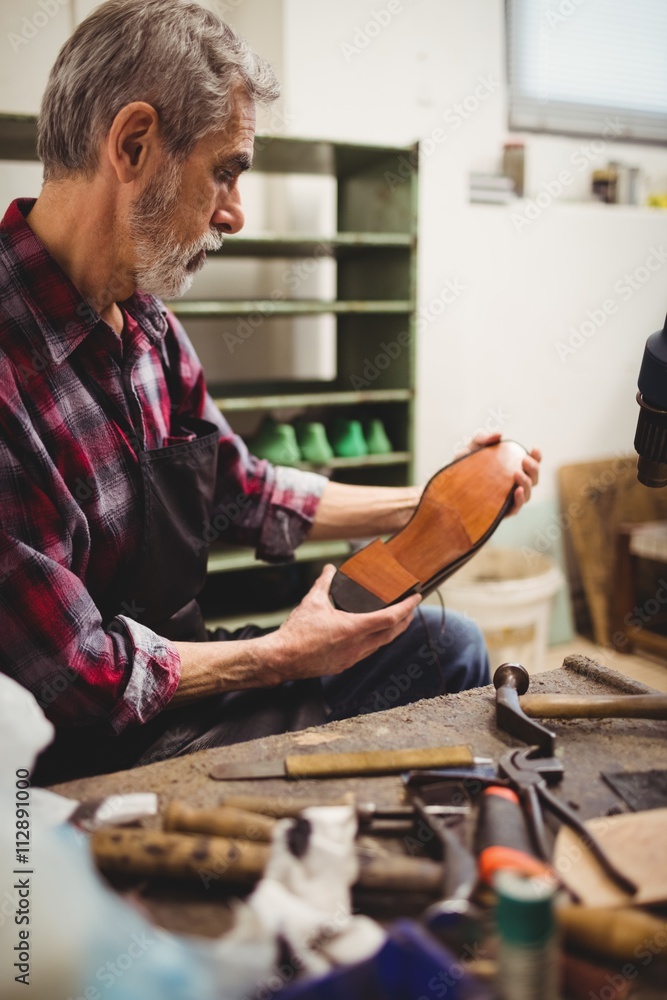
[252,418,301,466]
[365,418,393,455]
[295,421,334,465]
[331,418,368,458]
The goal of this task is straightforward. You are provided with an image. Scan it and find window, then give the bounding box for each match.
[506,0,667,143]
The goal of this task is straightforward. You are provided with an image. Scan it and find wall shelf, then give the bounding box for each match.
[169,299,411,317]
[209,388,412,411]
[205,607,293,632]
[219,233,414,257]
[207,539,352,574]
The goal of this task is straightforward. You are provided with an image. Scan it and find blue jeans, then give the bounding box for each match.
[320,605,490,719]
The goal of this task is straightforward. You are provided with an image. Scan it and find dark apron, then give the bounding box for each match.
[34,332,326,785]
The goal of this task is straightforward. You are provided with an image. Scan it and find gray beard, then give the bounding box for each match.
[129,161,223,299]
[132,226,223,299]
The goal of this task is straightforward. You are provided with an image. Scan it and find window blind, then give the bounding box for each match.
[506,0,667,143]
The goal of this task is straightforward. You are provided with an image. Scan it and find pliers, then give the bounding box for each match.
[498,747,636,896]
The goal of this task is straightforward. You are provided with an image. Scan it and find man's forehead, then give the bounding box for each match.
[209,93,256,162]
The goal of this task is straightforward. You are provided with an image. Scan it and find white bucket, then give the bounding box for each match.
[439,546,564,673]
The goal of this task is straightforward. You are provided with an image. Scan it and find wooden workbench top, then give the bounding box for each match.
[46,653,667,964]
[51,654,666,823]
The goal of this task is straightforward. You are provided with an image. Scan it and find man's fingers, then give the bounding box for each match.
[521,454,540,486]
[318,563,337,585]
[356,593,421,633]
[472,430,501,448]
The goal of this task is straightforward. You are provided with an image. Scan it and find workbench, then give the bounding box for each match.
[50,654,667,952]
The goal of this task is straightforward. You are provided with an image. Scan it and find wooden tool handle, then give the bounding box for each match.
[558,906,667,963]
[92,828,270,881]
[284,745,473,778]
[520,693,667,720]
[356,854,443,894]
[164,802,276,841]
[218,793,356,818]
[92,828,443,894]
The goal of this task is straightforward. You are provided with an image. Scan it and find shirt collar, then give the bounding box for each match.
[0,198,169,365]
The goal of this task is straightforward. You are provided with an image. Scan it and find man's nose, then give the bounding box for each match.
[211,194,244,235]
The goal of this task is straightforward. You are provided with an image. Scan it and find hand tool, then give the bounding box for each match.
[520,691,667,720]
[475,786,553,884]
[493,663,556,756]
[167,798,416,838]
[216,791,414,824]
[409,783,479,928]
[498,748,637,896]
[91,827,444,894]
[209,744,474,781]
[165,802,276,840]
[403,762,499,789]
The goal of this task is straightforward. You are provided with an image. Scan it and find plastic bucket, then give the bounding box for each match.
[439,546,564,673]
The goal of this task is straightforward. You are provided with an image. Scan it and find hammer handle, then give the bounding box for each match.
[520,693,667,720]
[92,828,443,893]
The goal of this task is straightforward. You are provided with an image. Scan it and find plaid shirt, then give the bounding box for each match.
[0,199,326,733]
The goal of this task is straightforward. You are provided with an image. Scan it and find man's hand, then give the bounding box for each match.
[261,563,421,683]
[458,432,541,517]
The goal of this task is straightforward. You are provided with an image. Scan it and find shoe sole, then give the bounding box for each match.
[330,440,528,613]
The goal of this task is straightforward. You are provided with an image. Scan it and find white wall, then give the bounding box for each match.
[275,0,667,491]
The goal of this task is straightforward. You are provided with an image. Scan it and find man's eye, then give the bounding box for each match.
[216,170,233,184]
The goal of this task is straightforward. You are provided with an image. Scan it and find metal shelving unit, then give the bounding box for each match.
[0,114,418,629]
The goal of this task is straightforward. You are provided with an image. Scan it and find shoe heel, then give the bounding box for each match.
[330,539,420,612]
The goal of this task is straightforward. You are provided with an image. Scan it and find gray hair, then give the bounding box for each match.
[37,0,279,181]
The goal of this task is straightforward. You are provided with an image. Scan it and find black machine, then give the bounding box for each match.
[635,312,667,487]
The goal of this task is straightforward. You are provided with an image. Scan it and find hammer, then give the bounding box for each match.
[493,663,557,756]
[493,663,667,754]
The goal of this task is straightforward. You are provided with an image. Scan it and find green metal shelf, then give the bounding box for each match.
[206,538,351,574]
[204,607,294,631]
[218,232,413,257]
[210,388,412,411]
[169,299,411,317]
[295,451,410,471]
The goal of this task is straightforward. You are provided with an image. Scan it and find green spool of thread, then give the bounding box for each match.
[495,870,559,1000]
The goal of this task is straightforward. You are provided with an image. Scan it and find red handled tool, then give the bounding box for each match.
[475,785,553,884]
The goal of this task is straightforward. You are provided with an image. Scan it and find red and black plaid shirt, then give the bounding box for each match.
[0,199,326,733]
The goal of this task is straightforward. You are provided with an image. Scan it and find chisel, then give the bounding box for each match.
[209,744,475,781]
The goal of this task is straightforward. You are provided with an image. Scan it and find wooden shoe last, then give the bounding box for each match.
[330,440,528,613]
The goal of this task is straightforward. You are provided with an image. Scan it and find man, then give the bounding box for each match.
[0,0,540,782]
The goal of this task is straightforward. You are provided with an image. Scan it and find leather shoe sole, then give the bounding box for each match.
[330,440,528,613]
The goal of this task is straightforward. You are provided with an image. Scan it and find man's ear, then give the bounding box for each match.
[105,101,161,183]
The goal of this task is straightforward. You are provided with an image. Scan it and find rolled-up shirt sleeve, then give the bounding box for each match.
[204,393,328,562]
[0,527,181,732]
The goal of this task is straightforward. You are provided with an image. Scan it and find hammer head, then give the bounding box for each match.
[493,662,530,695]
[493,662,556,757]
